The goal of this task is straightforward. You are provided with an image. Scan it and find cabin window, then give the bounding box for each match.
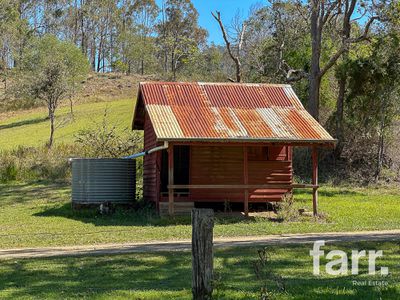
[160,145,190,194]
[248,147,268,160]
[248,146,288,161]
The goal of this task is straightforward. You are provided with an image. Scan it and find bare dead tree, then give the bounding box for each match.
[212,11,246,82]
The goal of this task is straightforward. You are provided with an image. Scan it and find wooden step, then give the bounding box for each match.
[159,202,194,216]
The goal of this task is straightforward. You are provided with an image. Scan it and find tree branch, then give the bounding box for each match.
[320,15,379,77]
[211,11,236,64]
[211,11,242,82]
[348,15,379,43]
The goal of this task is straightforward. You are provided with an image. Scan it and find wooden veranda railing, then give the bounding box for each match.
[167,183,318,217]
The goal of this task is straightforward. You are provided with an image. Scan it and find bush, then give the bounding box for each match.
[276,193,299,222]
[0,156,18,183]
[74,110,143,158]
[0,144,79,183]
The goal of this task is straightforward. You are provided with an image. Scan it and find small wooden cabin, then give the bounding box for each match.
[132,82,335,216]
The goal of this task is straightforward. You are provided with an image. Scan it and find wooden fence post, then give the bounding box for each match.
[192,208,214,300]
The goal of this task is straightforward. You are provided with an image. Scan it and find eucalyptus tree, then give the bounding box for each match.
[21,35,89,148]
[0,0,21,90]
[116,0,159,74]
[157,0,207,80]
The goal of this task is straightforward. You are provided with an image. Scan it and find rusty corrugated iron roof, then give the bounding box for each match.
[133,82,335,144]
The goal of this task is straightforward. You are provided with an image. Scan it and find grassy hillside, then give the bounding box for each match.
[0,98,134,150]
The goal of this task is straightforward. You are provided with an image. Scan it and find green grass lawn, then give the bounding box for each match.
[0,182,399,249]
[0,241,399,299]
[0,98,134,150]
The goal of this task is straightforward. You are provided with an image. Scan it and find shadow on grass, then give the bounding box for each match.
[294,188,366,198]
[0,243,398,299]
[0,116,48,130]
[0,181,69,207]
[33,202,258,227]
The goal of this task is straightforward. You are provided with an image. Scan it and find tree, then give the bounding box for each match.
[341,34,400,181]
[0,0,26,91]
[333,1,390,158]
[133,0,159,74]
[157,0,207,80]
[245,0,381,121]
[21,35,89,148]
[115,0,159,74]
[245,1,310,83]
[307,0,381,121]
[212,11,247,82]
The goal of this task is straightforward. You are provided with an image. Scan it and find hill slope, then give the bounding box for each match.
[0,73,148,151]
[0,98,134,150]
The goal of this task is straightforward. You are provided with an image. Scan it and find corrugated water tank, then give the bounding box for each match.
[71,158,136,205]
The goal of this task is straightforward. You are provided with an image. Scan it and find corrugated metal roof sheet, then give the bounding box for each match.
[133,82,335,144]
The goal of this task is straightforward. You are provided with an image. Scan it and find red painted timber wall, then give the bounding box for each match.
[143,113,160,204]
[189,145,292,202]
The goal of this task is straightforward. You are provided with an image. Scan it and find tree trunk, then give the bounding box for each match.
[334,73,346,158]
[69,96,74,119]
[235,59,242,83]
[192,208,214,300]
[375,131,384,182]
[334,1,355,158]
[73,0,78,45]
[375,97,386,182]
[97,36,102,72]
[309,72,321,121]
[309,1,322,121]
[48,110,55,148]
[171,49,176,81]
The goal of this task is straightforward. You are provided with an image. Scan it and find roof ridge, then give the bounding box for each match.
[139,81,291,87]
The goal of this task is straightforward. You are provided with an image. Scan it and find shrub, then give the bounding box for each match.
[253,247,285,300]
[0,144,79,183]
[276,193,299,222]
[0,156,18,183]
[74,110,143,158]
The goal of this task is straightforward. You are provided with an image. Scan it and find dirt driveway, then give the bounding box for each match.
[0,230,398,260]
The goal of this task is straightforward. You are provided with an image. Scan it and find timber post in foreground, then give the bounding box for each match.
[192,208,214,300]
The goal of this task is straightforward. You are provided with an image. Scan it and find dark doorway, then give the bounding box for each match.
[161,145,190,193]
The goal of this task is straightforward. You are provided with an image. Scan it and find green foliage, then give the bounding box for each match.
[276,193,299,222]
[157,0,207,79]
[115,0,159,74]
[336,33,400,179]
[74,109,143,158]
[21,35,89,94]
[0,144,77,183]
[13,35,90,147]
[0,155,17,182]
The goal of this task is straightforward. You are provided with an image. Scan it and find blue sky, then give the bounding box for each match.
[156,0,262,44]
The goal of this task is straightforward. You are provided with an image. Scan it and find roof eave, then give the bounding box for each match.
[156,137,337,147]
